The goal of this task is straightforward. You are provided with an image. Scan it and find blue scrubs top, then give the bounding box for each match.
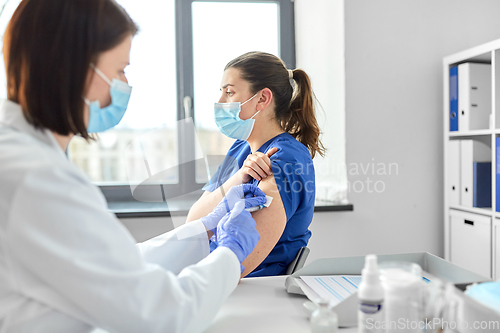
[203,132,315,277]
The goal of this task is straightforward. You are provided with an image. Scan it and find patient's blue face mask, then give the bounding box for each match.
[85,66,132,133]
[214,93,260,141]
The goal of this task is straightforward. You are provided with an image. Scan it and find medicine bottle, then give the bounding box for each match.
[310,298,338,333]
[358,254,384,333]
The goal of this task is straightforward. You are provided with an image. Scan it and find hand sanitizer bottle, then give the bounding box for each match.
[358,254,385,333]
[310,298,338,333]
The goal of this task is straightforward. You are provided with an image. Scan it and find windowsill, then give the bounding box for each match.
[110,199,354,219]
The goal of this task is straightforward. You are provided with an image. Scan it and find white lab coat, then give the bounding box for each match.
[0,100,241,333]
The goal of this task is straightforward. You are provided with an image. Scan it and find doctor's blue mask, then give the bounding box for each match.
[214,93,260,141]
[85,65,132,133]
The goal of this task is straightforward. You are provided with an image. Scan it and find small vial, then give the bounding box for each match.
[310,299,338,333]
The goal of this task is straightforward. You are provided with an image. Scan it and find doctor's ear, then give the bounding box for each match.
[257,88,273,111]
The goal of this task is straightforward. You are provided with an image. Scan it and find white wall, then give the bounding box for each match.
[122,1,500,267]
[304,0,500,264]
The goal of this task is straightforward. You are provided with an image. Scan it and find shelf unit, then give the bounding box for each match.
[443,39,500,280]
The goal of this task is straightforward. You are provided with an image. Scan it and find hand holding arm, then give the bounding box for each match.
[236,147,279,183]
[186,147,278,223]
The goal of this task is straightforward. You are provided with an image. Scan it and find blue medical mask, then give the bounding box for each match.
[465,281,500,314]
[85,66,132,133]
[214,93,260,141]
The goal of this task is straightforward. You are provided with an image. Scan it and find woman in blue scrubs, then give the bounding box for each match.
[187,52,325,277]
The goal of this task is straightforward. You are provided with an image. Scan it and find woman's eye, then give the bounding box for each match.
[226,91,234,96]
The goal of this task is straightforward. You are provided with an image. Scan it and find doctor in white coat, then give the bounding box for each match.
[0,0,266,332]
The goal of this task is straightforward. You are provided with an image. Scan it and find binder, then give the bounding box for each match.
[458,63,491,131]
[472,162,491,207]
[497,137,500,212]
[449,140,460,205]
[460,140,490,207]
[450,66,458,131]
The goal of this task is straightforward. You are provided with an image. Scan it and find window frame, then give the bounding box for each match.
[101,0,296,204]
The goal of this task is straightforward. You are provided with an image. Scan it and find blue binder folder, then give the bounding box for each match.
[450,66,458,131]
[473,162,491,207]
[497,138,500,212]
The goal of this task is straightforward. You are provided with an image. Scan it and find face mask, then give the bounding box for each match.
[214,93,260,141]
[465,281,500,314]
[85,66,132,133]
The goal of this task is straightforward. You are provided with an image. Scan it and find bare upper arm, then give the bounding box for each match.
[200,190,211,199]
[240,174,287,277]
[186,190,214,222]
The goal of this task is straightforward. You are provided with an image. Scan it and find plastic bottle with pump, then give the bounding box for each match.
[358,254,385,333]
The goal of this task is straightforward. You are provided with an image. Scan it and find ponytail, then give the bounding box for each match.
[225,51,325,158]
[285,69,325,158]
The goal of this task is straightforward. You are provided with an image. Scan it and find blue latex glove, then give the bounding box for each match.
[216,200,260,273]
[201,184,266,236]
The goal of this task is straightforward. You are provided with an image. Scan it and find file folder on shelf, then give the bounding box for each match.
[450,66,458,131]
[460,140,490,207]
[458,63,491,131]
[497,137,500,212]
[449,140,460,205]
[473,162,491,207]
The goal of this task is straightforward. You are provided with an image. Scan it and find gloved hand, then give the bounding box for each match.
[201,184,266,236]
[216,200,260,273]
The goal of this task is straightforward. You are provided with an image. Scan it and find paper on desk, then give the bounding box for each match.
[300,275,361,307]
[300,274,430,308]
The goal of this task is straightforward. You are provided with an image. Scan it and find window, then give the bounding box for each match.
[73,0,295,203]
[295,0,348,205]
[0,0,22,96]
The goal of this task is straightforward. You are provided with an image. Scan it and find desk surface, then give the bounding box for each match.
[205,276,357,333]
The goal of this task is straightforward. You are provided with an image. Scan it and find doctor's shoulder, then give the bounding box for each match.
[0,128,98,195]
[0,129,58,169]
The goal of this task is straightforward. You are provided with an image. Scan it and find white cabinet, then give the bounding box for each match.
[449,210,491,278]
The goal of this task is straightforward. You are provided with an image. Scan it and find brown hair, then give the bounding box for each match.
[3,0,138,139]
[225,51,325,158]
